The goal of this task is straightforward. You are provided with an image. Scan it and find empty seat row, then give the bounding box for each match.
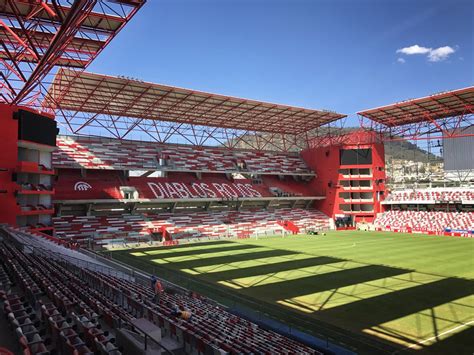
[53,208,331,246]
[54,135,312,174]
[374,210,474,232]
[0,231,320,354]
[1,241,134,355]
[386,188,474,203]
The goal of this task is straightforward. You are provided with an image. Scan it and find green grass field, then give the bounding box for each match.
[109,231,474,354]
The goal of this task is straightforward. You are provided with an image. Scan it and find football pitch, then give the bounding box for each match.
[109,231,474,354]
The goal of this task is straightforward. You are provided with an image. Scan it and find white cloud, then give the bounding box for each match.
[396,44,456,62]
[397,44,431,55]
[397,57,406,64]
[427,46,455,62]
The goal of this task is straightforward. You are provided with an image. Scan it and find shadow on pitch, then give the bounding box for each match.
[161,249,300,270]
[414,325,474,355]
[142,243,261,259]
[121,239,234,253]
[317,277,474,330]
[314,276,474,353]
[236,264,408,300]
[205,256,344,281]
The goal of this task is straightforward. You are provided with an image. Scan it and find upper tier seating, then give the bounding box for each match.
[54,135,312,174]
[0,231,320,354]
[374,210,474,232]
[385,188,474,203]
[53,209,330,246]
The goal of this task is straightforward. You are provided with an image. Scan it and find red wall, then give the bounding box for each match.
[0,104,56,229]
[0,104,20,225]
[301,131,386,222]
[55,171,273,200]
[54,169,323,201]
[301,145,339,218]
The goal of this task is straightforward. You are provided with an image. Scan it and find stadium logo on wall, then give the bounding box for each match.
[74,181,92,191]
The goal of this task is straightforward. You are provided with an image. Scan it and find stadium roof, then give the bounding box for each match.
[46,68,346,134]
[357,87,474,127]
[0,1,141,33]
[0,27,102,68]
[0,0,145,104]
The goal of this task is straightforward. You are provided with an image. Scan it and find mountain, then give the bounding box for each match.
[384,139,442,163]
[227,127,443,163]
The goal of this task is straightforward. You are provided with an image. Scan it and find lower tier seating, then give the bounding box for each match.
[53,209,330,246]
[0,234,319,354]
[374,210,474,232]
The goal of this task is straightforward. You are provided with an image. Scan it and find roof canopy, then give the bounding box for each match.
[0,0,145,104]
[0,27,103,67]
[0,1,139,32]
[358,87,474,127]
[46,68,346,134]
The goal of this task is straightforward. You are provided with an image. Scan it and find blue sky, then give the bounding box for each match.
[90,0,473,126]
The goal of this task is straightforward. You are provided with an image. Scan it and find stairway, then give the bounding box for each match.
[277,220,300,234]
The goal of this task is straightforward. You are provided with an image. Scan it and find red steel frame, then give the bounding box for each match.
[357,87,474,141]
[0,0,145,107]
[48,68,473,152]
[45,68,347,152]
[54,109,347,152]
[356,88,474,186]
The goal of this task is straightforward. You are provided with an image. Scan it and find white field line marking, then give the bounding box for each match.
[393,320,474,354]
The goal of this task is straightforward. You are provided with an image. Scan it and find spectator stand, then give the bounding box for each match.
[0,227,329,354]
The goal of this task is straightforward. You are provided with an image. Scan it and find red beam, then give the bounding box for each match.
[13,0,98,104]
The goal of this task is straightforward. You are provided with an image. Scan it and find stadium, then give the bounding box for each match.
[0,1,472,355]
